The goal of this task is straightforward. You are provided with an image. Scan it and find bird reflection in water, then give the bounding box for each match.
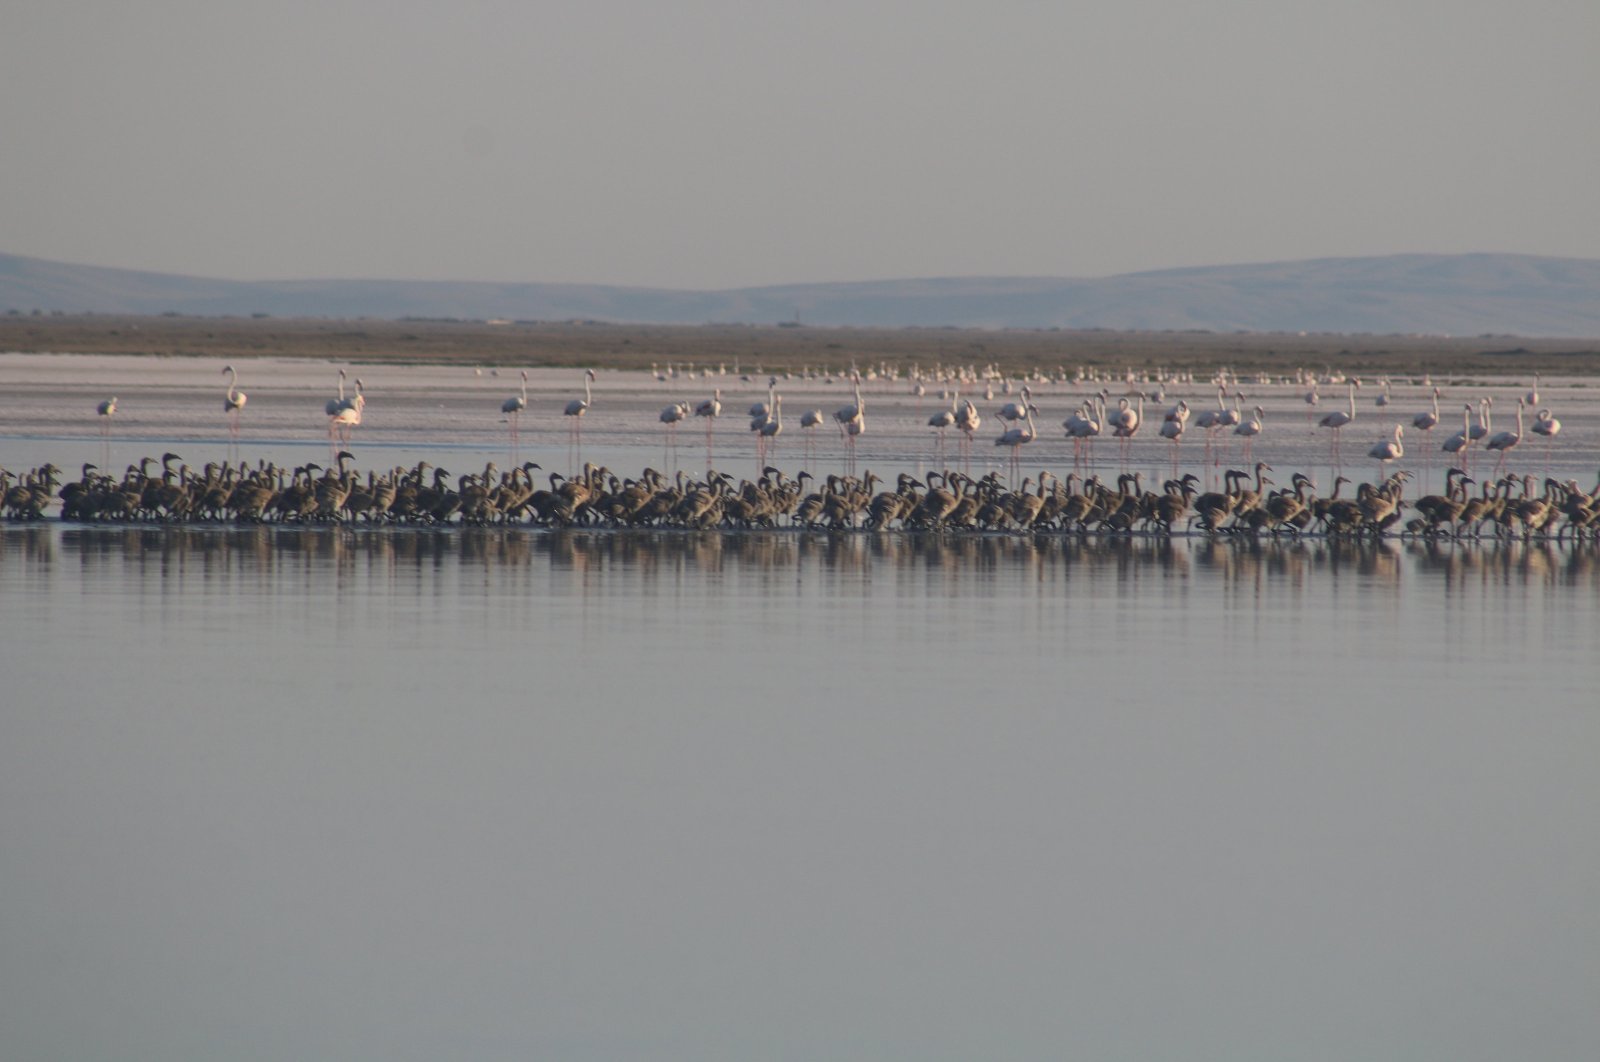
[1405,535,1591,590]
[0,525,56,569]
[8,527,1600,596]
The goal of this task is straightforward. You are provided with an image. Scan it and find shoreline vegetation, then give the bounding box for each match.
[4,314,1599,379]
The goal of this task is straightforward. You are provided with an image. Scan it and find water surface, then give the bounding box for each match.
[2,527,1596,1060]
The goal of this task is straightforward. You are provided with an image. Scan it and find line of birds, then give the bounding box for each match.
[707,374,1566,477]
[90,365,604,450]
[6,454,1599,542]
[81,366,1570,486]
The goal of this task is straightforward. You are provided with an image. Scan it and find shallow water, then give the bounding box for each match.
[2,524,1597,1060]
[3,352,1596,499]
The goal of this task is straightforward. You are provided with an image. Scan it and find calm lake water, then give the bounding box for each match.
[2,524,1597,1060]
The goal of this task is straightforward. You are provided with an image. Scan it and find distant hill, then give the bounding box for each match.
[3,251,1597,337]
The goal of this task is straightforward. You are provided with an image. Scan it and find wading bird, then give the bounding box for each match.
[1368,423,1404,476]
[994,403,1037,484]
[1158,401,1187,471]
[325,369,351,417]
[799,406,825,461]
[694,388,722,463]
[955,399,982,466]
[748,378,776,420]
[835,374,865,471]
[564,369,596,460]
[928,390,958,459]
[1468,397,1492,443]
[1530,406,1561,468]
[1411,386,1442,485]
[1442,402,1474,471]
[502,371,528,445]
[1318,380,1360,463]
[757,393,783,465]
[1234,404,1265,462]
[1413,387,1441,433]
[1112,393,1143,468]
[659,400,690,465]
[329,379,364,446]
[222,365,247,437]
[1485,397,1524,475]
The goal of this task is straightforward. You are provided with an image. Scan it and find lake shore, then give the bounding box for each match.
[5,314,1599,378]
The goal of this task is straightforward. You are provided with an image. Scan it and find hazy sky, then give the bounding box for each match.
[4,1,1598,289]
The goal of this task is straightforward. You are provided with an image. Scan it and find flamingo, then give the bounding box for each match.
[564,369,595,458]
[1485,397,1524,475]
[748,377,776,420]
[1530,407,1561,468]
[222,365,247,438]
[955,399,982,467]
[329,386,362,446]
[996,385,1032,424]
[660,400,689,428]
[1063,400,1095,463]
[325,369,350,416]
[749,379,776,436]
[694,388,723,421]
[1368,423,1404,478]
[750,389,772,431]
[1111,393,1143,468]
[694,388,722,463]
[1441,402,1474,470]
[1217,391,1245,464]
[326,370,363,446]
[757,393,783,464]
[799,406,825,462]
[834,372,864,431]
[928,390,957,460]
[1374,377,1392,407]
[1158,402,1187,471]
[1468,397,1492,443]
[1078,392,1105,467]
[1318,380,1360,463]
[1234,404,1265,462]
[659,400,690,465]
[1195,388,1229,433]
[96,396,117,436]
[1194,387,1228,459]
[994,403,1037,484]
[842,402,865,473]
[1411,386,1442,487]
[1303,379,1319,424]
[321,369,356,444]
[1526,372,1540,407]
[501,370,528,445]
[836,374,865,471]
[1412,386,1441,433]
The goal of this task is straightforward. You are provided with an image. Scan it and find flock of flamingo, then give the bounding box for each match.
[662,368,1568,488]
[4,362,1590,538]
[75,362,1569,480]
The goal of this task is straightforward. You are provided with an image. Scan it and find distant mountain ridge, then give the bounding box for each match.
[3,251,1598,337]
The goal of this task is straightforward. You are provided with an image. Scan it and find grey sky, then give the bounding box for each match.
[4,0,1598,289]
